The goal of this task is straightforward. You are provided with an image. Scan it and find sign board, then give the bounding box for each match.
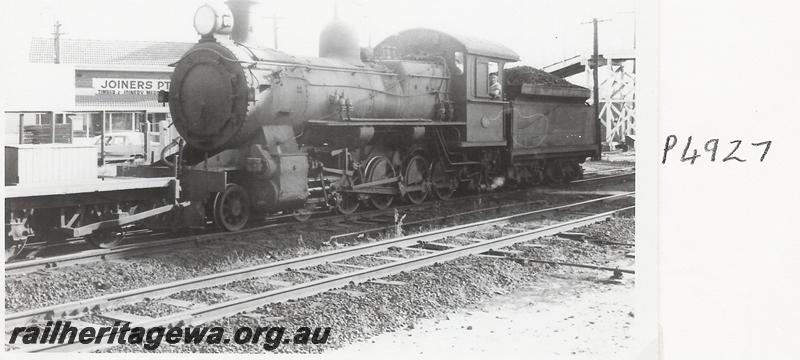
[92,78,171,95]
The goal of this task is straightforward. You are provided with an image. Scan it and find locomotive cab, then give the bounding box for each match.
[375,29,520,148]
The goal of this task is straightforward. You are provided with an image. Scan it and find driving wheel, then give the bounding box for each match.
[402,155,429,204]
[365,155,396,209]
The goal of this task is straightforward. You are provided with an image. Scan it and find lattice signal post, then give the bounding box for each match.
[593,52,635,149]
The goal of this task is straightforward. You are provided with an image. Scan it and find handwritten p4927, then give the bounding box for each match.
[662,135,771,164]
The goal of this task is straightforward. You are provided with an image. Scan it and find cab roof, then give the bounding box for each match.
[377,28,520,62]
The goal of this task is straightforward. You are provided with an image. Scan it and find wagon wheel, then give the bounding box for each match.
[29,208,66,244]
[364,155,396,210]
[143,200,179,231]
[429,159,457,201]
[562,163,578,182]
[544,162,564,184]
[213,184,250,231]
[562,161,583,182]
[84,227,126,249]
[402,155,429,204]
[529,165,545,185]
[335,172,361,215]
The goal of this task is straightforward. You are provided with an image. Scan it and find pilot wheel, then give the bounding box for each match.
[335,173,361,215]
[213,184,250,231]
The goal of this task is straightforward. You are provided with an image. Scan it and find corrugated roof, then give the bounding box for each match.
[29,38,194,66]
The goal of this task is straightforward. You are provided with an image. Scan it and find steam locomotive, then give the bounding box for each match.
[4,0,598,258]
[161,0,598,230]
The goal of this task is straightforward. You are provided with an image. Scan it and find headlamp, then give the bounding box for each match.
[193,4,233,36]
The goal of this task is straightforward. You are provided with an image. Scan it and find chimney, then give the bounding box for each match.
[225,0,255,43]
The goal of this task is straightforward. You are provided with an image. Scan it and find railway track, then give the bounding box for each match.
[6,192,634,352]
[5,169,634,275]
[571,170,634,184]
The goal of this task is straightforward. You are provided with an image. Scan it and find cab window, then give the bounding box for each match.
[475,60,500,98]
[487,62,501,99]
[475,59,489,97]
[453,51,465,75]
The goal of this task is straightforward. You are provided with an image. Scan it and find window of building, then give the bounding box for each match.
[68,113,92,139]
[135,112,145,131]
[147,113,167,132]
[35,113,52,125]
[105,112,134,132]
[90,113,103,136]
[5,113,23,144]
[146,113,168,144]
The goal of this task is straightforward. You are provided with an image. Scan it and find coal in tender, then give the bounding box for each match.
[504,66,580,88]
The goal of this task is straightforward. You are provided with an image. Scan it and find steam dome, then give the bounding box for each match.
[319,21,362,65]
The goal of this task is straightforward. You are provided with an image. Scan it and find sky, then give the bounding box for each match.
[2,0,634,68]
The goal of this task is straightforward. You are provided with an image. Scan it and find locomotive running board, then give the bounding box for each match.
[307,119,465,127]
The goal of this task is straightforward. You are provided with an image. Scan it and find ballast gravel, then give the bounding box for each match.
[96,216,633,353]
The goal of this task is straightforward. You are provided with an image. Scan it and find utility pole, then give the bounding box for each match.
[592,18,601,160]
[616,11,636,72]
[267,13,286,49]
[582,17,610,160]
[53,21,63,64]
[334,0,339,20]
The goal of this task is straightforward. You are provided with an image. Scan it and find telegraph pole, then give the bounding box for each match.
[581,17,609,160]
[265,13,286,49]
[592,18,601,159]
[334,0,339,20]
[53,21,63,64]
[271,13,280,49]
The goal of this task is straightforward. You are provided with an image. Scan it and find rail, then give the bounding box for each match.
[6,170,634,274]
[8,194,634,352]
